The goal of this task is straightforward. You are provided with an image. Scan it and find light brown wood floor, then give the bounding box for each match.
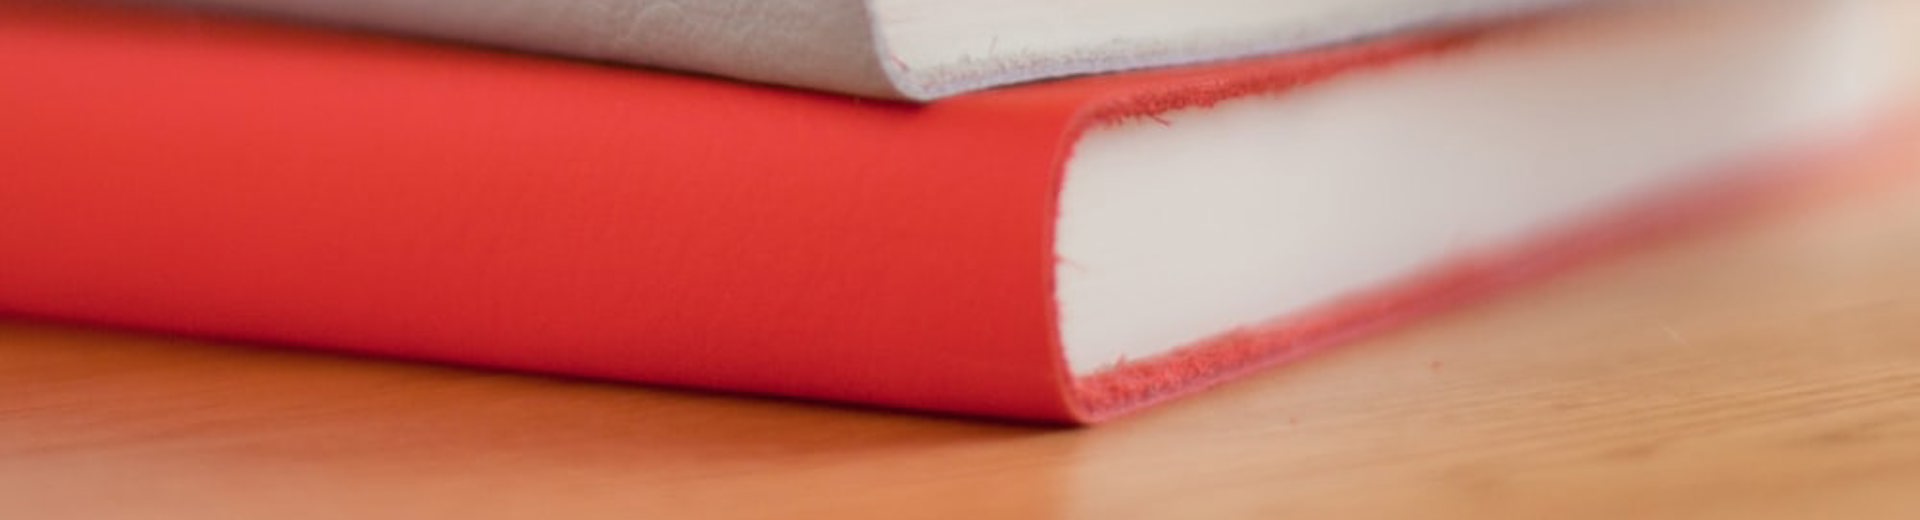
[5,15,1920,519]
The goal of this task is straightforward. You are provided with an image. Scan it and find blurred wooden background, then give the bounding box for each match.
[3,5,1919,519]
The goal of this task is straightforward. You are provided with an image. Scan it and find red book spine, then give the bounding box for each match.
[0,2,1452,422]
[10,2,1901,423]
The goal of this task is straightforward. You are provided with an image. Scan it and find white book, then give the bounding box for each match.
[156,0,1580,99]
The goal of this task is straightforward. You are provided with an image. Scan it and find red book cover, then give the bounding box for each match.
[0,0,1902,423]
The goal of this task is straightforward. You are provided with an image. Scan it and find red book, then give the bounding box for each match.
[0,0,1901,423]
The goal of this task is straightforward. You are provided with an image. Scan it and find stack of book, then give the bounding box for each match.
[1,0,1907,423]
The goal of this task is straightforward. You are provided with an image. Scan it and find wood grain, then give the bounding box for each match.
[4,9,1920,517]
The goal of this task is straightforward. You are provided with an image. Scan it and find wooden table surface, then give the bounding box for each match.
[7,25,1920,519]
